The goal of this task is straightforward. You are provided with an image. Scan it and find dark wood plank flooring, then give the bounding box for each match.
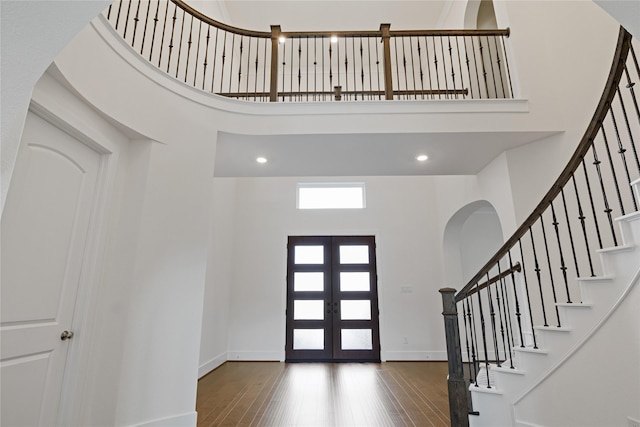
[196,362,450,426]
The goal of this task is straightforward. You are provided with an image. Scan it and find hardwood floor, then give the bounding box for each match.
[196,362,450,426]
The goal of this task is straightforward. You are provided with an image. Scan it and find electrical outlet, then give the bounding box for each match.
[628,416,640,427]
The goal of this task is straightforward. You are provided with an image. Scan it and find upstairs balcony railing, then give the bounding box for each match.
[440,27,639,426]
[105,0,513,102]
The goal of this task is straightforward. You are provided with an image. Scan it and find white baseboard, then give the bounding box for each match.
[126,411,197,427]
[227,351,284,361]
[198,352,227,378]
[382,351,447,361]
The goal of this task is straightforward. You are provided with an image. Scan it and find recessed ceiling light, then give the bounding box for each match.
[416,154,428,161]
[256,157,268,164]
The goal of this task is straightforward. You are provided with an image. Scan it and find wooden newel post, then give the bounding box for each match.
[269,25,281,102]
[439,287,470,427]
[379,23,393,100]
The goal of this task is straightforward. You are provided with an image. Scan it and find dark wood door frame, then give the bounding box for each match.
[285,235,381,362]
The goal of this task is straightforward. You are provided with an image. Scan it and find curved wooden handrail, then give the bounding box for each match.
[172,0,270,38]
[455,26,633,303]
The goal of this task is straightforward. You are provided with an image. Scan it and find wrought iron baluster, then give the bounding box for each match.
[484,272,501,367]
[139,0,152,56]
[529,226,549,327]
[157,1,170,68]
[467,297,480,386]
[184,15,195,83]
[560,188,581,279]
[175,8,187,79]
[219,31,227,93]
[550,201,572,304]
[478,36,490,98]
[492,36,507,98]
[417,39,425,99]
[297,38,302,100]
[360,37,365,100]
[131,0,142,48]
[474,283,491,388]
[612,90,638,210]
[401,36,409,99]
[149,0,161,62]
[518,239,538,349]
[424,36,434,99]
[463,37,474,99]
[493,264,508,367]
[202,26,210,90]
[622,65,640,175]
[246,36,252,100]
[508,251,525,349]
[500,35,514,98]
[211,28,220,93]
[447,36,456,99]
[439,36,449,98]
[454,36,465,99]
[166,4,178,73]
[228,34,237,96]
[572,173,597,275]
[375,36,381,100]
[601,125,626,216]
[461,299,473,383]
[486,36,499,98]
[591,139,620,249]
[470,37,482,99]
[123,0,133,39]
[433,37,442,99]
[498,264,515,368]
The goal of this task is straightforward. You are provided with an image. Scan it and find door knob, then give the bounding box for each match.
[60,330,74,341]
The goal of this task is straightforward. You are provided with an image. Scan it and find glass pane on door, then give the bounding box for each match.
[340,300,371,320]
[294,300,325,320]
[293,329,324,350]
[340,272,370,291]
[294,246,324,264]
[294,272,324,292]
[341,329,373,350]
[339,245,369,264]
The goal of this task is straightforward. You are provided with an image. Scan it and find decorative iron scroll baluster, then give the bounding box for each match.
[486,36,499,98]
[447,36,456,99]
[219,31,227,93]
[485,272,501,367]
[439,36,449,98]
[424,36,434,99]
[499,268,515,368]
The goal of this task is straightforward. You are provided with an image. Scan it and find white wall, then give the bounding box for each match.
[210,176,491,362]
[199,179,236,376]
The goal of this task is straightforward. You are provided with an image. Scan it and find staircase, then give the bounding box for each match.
[440,28,640,427]
[469,179,640,426]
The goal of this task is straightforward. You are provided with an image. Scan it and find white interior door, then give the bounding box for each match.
[1,111,102,427]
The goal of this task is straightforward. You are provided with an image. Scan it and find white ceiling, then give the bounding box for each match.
[214,131,559,177]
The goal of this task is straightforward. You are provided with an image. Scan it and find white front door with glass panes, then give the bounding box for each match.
[285,236,380,362]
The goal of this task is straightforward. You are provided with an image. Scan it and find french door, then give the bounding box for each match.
[285,236,380,362]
